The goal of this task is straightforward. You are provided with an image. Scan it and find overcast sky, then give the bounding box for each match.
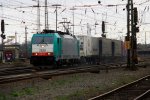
[0,0,150,44]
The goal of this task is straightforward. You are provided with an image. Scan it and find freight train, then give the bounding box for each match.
[77,35,126,64]
[30,30,126,68]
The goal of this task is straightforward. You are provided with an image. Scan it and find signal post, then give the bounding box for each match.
[1,19,6,63]
[126,0,139,70]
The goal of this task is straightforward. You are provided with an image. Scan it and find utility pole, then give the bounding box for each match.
[87,23,91,36]
[25,26,28,59]
[15,31,17,44]
[132,7,139,69]
[52,4,61,32]
[37,0,41,33]
[1,5,6,63]
[145,32,147,57]
[145,32,147,48]
[32,0,41,33]
[130,0,136,70]
[126,0,133,69]
[62,18,67,32]
[1,19,6,63]
[1,33,4,63]
[70,7,76,35]
[45,0,48,30]
[126,0,138,70]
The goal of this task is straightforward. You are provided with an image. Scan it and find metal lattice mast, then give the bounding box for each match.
[45,0,49,30]
[52,4,61,32]
[126,0,134,69]
[70,7,76,35]
[37,0,41,33]
[126,0,138,70]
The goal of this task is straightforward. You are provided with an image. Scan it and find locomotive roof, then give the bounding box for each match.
[42,29,70,35]
[59,34,74,39]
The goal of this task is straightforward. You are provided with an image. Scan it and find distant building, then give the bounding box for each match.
[3,45,20,62]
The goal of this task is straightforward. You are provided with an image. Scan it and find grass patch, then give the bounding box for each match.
[11,87,36,97]
[54,75,141,100]
[55,87,101,100]
[114,75,136,85]
[12,59,28,67]
[54,95,69,100]
[55,90,84,100]
[98,75,138,94]
[12,61,27,67]
[0,93,7,100]
[51,79,68,86]
[51,75,81,87]
[0,93,12,100]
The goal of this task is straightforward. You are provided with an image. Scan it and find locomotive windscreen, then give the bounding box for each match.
[33,36,53,44]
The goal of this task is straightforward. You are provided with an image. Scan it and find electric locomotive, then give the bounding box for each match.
[30,30,80,67]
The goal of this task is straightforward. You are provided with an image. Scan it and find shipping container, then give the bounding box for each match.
[113,40,122,56]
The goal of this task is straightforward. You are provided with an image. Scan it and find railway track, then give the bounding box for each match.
[89,75,150,100]
[134,89,150,100]
[0,61,148,84]
[0,62,126,84]
[0,62,125,75]
[0,65,99,84]
[0,66,34,76]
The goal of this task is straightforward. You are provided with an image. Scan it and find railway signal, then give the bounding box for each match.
[1,19,5,33]
[101,21,106,38]
[1,19,6,63]
[1,34,6,39]
[135,27,139,33]
[102,21,105,33]
[133,7,138,25]
[133,7,139,33]
[1,19,6,39]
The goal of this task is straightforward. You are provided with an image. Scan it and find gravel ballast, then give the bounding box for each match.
[0,67,150,100]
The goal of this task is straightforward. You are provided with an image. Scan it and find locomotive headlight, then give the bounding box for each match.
[41,45,45,48]
[35,53,38,55]
[48,52,51,55]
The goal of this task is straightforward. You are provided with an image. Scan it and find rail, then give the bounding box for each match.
[89,75,150,100]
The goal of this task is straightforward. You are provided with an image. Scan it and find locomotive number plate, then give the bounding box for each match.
[40,49,46,52]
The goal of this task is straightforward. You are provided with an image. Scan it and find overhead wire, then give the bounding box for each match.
[1,0,143,35]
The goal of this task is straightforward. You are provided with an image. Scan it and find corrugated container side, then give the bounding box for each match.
[111,41,115,56]
[78,36,87,57]
[102,38,112,56]
[121,41,126,56]
[91,37,99,56]
[86,36,92,56]
[114,40,122,56]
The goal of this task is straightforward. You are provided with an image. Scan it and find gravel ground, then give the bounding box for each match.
[0,66,150,100]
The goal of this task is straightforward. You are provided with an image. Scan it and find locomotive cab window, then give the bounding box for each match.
[33,36,53,44]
